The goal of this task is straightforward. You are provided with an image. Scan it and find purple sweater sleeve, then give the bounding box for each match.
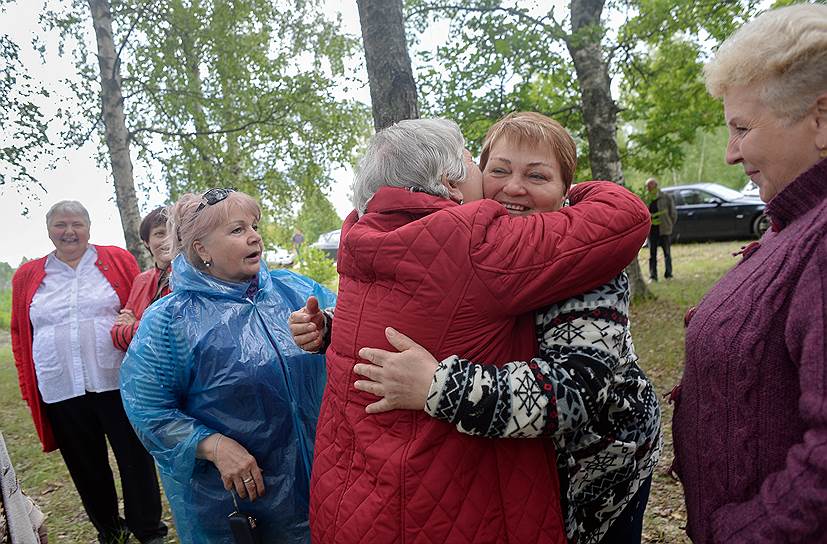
[711,243,827,543]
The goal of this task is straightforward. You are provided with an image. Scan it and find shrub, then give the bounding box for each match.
[0,289,11,331]
[295,245,338,288]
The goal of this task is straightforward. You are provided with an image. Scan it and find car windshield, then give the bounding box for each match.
[703,185,746,201]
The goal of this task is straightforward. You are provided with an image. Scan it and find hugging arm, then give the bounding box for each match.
[471,181,649,314]
[355,327,623,444]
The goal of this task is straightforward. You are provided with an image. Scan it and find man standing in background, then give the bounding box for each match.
[646,178,677,281]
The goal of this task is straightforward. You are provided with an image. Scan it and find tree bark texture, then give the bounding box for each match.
[566,0,650,298]
[88,0,150,268]
[356,0,420,131]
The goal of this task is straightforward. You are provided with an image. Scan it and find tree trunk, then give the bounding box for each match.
[566,0,651,298]
[356,0,419,131]
[87,0,149,268]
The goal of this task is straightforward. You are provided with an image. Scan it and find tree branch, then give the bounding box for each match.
[405,4,567,40]
[129,112,275,139]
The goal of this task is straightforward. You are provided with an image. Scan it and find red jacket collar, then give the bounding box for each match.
[365,186,459,216]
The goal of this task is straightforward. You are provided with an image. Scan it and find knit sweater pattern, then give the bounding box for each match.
[672,157,827,543]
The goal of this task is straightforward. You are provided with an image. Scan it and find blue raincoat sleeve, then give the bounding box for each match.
[120,259,336,544]
[120,303,216,483]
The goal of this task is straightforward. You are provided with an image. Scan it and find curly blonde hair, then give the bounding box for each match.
[704,3,827,122]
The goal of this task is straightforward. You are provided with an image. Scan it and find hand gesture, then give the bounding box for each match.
[209,434,266,501]
[114,309,136,326]
[354,327,438,414]
[289,296,326,352]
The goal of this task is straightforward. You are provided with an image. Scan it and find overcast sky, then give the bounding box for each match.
[0,0,377,265]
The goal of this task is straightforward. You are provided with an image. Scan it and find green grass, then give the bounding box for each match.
[0,240,746,543]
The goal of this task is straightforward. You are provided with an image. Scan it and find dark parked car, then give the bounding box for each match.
[312,229,341,261]
[662,183,769,242]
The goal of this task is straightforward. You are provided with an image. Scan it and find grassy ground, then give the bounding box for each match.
[0,240,745,542]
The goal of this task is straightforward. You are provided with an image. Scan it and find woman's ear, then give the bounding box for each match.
[440,173,464,204]
[193,240,210,264]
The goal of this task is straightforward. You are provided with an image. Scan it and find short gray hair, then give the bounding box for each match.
[704,3,827,122]
[351,118,467,215]
[46,200,91,227]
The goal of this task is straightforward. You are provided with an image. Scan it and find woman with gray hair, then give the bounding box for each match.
[671,4,827,542]
[307,117,651,543]
[10,201,167,543]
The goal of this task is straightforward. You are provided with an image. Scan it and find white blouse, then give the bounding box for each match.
[29,247,125,404]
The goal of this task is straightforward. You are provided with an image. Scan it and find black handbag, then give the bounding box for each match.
[228,490,262,544]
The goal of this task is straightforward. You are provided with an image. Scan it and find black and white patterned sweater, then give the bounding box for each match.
[426,273,662,544]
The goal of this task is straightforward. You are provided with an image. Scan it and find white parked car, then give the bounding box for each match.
[264,247,294,267]
[742,180,760,198]
[311,229,341,261]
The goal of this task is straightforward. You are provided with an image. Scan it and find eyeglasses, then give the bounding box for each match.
[194,187,236,214]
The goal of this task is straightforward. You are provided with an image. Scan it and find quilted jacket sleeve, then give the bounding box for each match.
[469,181,649,315]
[111,271,149,351]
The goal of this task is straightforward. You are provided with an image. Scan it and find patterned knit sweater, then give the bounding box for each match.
[672,157,827,543]
[426,273,662,544]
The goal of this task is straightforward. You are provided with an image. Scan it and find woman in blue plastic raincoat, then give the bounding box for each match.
[120,188,336,544]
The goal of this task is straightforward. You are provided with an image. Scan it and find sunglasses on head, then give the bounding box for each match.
[194,187,236,214]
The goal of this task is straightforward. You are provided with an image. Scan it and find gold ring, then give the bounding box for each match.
[242,477,253,484]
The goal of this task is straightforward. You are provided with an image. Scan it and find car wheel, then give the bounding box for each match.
[752,214,771,237]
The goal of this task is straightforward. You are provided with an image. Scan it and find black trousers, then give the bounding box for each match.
[648,232,673,280]
[601,474,653,543]
[44,390,167,544]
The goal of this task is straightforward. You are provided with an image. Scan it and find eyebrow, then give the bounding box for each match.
[489,156,554,168]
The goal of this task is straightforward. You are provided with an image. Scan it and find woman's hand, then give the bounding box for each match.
[288,296,326,352]
[354,327,438,414]
[200,434,265,501]
[114,309,136,326]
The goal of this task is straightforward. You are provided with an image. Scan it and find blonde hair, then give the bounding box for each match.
[479,112,577,191]
[704,3,827,121]
[165,190,261,269]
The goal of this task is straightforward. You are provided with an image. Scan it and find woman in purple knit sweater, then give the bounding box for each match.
[671,4,827,543]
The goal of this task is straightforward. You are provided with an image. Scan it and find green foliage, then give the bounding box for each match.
[626,126,747,190]
[40,0,370,224]
[405,0,761,181]
[295,245,337,287]
[0,23,51,205]
[0,289,10,330]
[295,183,343,246]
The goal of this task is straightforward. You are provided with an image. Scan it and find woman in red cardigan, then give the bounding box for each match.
[111,207,172,351]
[10,200,167,544]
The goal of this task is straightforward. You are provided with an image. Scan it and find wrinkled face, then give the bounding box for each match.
[483,139,567,215]
[48,212,90,261]
[197,206,263,283]
[145,225,170,268]
[459,149,484,203]
[724,84,821,202]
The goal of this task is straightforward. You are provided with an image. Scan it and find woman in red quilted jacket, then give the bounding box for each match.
[296,116,650,544]
[110,206,172,351]
[348,113,661,544]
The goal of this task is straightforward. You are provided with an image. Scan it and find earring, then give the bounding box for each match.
[203,260,211,268]
[820,147,827,158]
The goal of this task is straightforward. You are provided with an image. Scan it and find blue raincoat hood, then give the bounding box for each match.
[121,255,336,544]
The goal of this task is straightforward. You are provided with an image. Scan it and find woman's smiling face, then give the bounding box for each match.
[482,138,567,215]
